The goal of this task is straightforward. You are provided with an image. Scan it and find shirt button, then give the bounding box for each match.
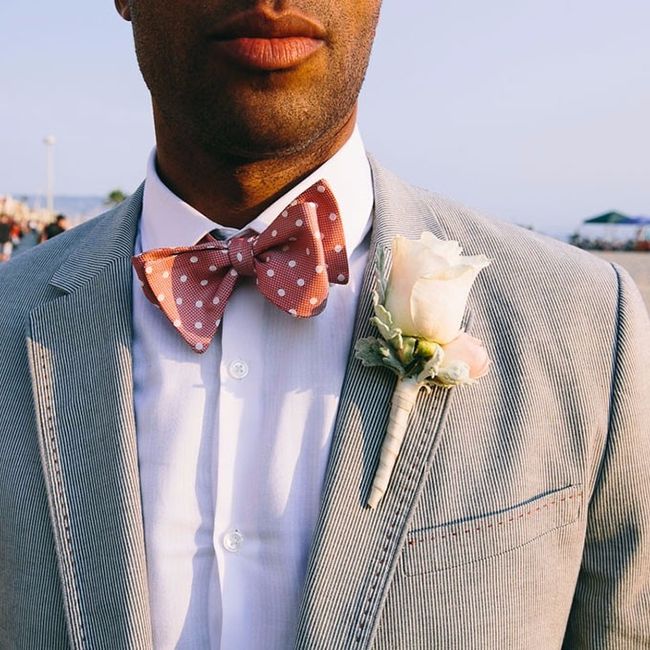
[228,360,249,380]
[223,529,244,553]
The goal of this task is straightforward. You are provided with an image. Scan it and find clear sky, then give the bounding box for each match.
[2,1,649,236]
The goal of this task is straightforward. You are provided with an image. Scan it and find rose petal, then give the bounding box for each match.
[442,332,491,380]
[383,233,491,344]
[385,237,450,333]
[419,232,463,263]
[409,265,480,343]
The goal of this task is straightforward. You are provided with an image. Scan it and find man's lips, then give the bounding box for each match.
[212,37,324,71]
[209,10,327,71]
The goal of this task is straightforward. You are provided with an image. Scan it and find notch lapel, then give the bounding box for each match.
[27,189,154,648]
[295,161,470,649]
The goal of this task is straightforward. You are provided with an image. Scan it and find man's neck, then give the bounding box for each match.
[152,111,357,229]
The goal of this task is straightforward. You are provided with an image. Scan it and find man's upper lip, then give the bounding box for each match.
[209,11,327,41]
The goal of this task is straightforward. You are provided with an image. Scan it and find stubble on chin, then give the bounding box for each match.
[136,3,380,162]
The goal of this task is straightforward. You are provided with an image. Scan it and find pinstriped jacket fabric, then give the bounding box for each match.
[0,160,649,649]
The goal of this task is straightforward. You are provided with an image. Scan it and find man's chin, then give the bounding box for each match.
[210,132,323,162]
[194,111,349,163]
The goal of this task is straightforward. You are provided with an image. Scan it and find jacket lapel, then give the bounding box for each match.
[295,161,467,649]
[27,189,154,648]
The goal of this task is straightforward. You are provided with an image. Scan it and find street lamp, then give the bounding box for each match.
[43,135,56,215]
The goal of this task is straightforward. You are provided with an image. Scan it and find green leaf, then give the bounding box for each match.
[373,303,393,328]
[378,342,406,378]
[370,303,404,350]
[397,336,418,366]
[355,337,405,378]
[371,316,393,341]
[355,337,404,378]
[373,246,389,305]
[354,337,386,367]
[391,329,404,351]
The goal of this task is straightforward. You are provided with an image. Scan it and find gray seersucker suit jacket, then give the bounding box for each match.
[0,160,649,649]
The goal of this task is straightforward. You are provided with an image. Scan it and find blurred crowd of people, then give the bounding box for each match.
[569,229,650,252]
[0,214,70,262]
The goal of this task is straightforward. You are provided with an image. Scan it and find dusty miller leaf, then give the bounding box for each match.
[354,337,386,368]
[373,303,393,329]
[373,246,389,306]
[378,341,406,378]
[370,316,392,341]
[370,302,403,350]
[354,337,405,378]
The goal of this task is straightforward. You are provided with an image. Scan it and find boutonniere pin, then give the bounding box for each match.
[355,233,491,509]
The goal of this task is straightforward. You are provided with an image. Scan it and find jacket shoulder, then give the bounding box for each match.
[371,160,622,334]
[370,160,614,284]
[438,191,622,319]
[434,192,609,272]
[390,176,619,298]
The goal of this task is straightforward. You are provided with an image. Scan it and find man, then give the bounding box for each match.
[42,213,71,241]
[12,220,41,256]
[0,1,648,648]
[0,214,13,261]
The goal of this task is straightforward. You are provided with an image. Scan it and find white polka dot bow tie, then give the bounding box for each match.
[132,180,349,353]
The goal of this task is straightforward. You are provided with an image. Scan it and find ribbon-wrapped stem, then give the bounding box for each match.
[367,377,422,509]
[357,234,491,508]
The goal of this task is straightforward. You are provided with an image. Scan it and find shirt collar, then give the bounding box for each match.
[139,127,373,256]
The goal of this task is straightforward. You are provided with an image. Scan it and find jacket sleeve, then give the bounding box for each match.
[563,265,650,647]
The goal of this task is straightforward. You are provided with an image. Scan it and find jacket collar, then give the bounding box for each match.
[49,185,144,295]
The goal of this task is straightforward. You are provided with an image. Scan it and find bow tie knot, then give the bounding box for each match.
[228,233,257,277]
[133,180,349,353]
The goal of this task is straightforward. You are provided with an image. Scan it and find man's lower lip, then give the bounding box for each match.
[212,37,323,70]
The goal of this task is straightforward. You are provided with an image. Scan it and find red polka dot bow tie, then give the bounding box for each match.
[132,180,349,352]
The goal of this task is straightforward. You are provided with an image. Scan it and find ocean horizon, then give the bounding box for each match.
[11,194,106,225]
[9,193,582,242]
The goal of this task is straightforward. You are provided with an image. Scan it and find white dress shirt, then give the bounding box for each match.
[132,128,373,649]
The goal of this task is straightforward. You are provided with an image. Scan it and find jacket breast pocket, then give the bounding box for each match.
[402,484,583,577]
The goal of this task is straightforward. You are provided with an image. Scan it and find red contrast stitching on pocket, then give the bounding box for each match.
[406,493,583,547]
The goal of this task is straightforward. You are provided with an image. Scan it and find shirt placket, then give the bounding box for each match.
[213,278,266,648]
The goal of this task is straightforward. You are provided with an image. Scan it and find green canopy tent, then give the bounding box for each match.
[579,212,637,248]
[582,211,635,225]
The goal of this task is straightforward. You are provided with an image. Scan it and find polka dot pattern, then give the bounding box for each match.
[132,180,348,353]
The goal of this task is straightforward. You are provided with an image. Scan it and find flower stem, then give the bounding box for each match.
[367,377,422,509]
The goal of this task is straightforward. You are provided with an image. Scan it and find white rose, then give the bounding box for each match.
[384,232,490,344]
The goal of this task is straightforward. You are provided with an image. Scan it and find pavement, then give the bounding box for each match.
[594,251,650,309]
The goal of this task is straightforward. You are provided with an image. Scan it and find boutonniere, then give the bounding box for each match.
[355,233,491,509]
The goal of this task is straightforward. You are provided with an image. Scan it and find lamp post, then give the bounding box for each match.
[43,135,56,215]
